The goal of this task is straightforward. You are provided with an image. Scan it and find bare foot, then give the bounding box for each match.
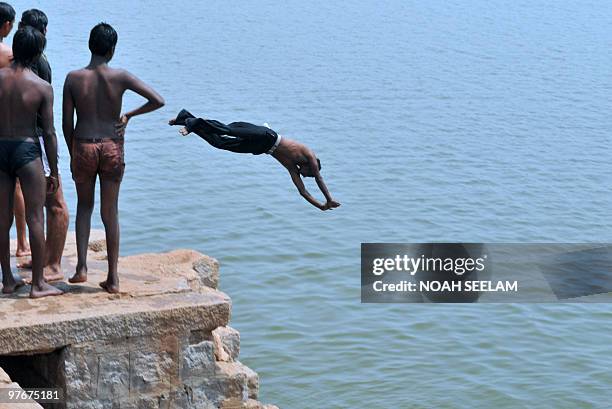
[99,280,120,294]
[30,282,63,298]
[44,265,65,282]
[2,276,26,294]
[16,248,31,257]
[69,265,88,283]
[17,259,32,269]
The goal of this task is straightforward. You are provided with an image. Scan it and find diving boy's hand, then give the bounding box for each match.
[168,117,177,126]
[115,115,129,138]
[322,200,341,210]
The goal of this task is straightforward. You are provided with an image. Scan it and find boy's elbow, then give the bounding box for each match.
[156,96,165,108]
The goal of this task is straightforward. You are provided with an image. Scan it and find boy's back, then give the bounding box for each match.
[65,66,127,139]
[0,67,49,137]
[64,22,164,293]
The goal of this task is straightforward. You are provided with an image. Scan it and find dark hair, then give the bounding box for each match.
[317,158,321,171]
[89,22,117,56]
[0,2,15,26]
[12,26,45,67]
[19,9,47,33]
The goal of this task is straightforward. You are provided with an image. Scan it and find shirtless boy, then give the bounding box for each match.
[0,2,13,67]
[0,27,61,298]
[169,110,340,211]
[13,9,70,282]
[0,2,28,288]
[64,23,164,293]
[0,3,29,259]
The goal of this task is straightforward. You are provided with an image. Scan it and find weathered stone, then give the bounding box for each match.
[130,350,176,394]
[211,361,262,403]
[212,326,240,362]
[181,341,216,379]
[212,332,230,362]
[243,365,259,400]
[221,398,279,409]
[218,361,258,400]
[190,329,213,345]
[170,387,216,409]
[0,231,276,409]
[189,376,245,407]
[64,346,98,402]
[0,291,231,355]
[193,256,220,289]
[118,395,162,409]
[221,397,246,409]
[64,400,109,409]
[96,353,130,399]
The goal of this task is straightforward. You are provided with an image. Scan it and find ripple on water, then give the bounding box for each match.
[11,0,612,407]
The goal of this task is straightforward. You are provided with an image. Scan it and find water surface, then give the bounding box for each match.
[8,1,612,407]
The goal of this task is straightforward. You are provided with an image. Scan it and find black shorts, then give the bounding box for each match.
[177,110,280,155]
[224,122,279,155]
[0,138,42,177]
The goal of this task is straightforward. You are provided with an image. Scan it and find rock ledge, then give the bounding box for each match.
[0,232,278,409]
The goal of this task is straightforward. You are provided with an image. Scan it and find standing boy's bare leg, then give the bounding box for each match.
[14,180,30,257]
[17,160,62,298]
[98,177,121,293]
[69,176,96,283]
[44,176,69,281]
[0,171,24,294]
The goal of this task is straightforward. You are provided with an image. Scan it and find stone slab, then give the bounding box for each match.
[0,231,230,355]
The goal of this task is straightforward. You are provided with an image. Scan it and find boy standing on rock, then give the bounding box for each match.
[63,23,164,293]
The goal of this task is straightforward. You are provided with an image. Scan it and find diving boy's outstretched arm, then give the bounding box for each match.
[305,150,340,210]
[288,168,327,210]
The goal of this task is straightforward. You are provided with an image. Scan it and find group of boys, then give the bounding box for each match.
[0,3,164,298]
[0,3,339,300]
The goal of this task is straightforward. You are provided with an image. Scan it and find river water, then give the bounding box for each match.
[7,1,612,407]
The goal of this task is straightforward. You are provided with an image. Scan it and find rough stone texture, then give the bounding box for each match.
[212,327,240,362]
[181,340,216,380]
[193,256,220,289]
[221,399,279,409]
[0,231,277,409]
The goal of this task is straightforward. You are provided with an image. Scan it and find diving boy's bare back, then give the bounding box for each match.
[64,23,164,293]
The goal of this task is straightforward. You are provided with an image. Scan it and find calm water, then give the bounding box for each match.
[8,1,612,407]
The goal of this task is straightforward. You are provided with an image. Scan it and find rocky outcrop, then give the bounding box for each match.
[0,232,278,409]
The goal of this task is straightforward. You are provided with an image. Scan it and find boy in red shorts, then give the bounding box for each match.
[63,23,164,293]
